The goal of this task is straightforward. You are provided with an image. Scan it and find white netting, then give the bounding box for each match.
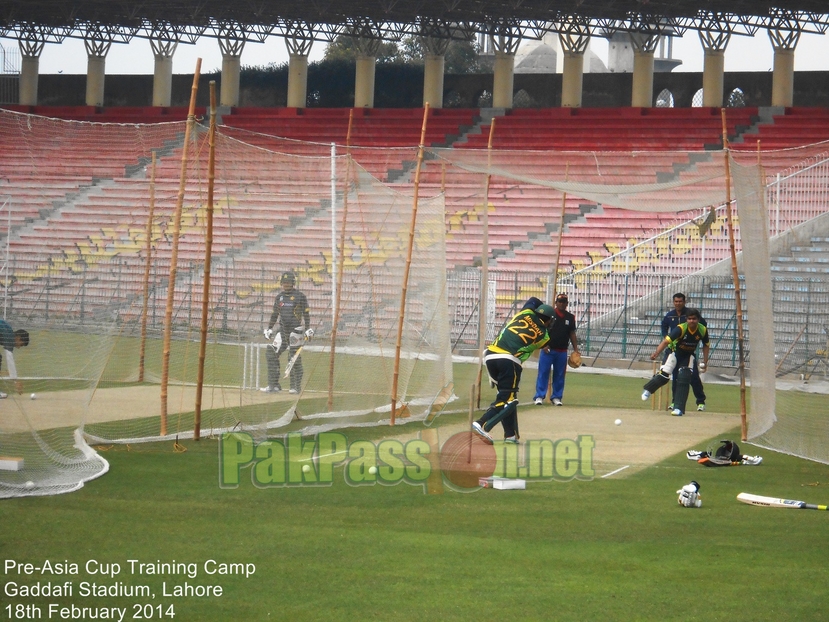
[2,105,828,499]
[0,109,453,497]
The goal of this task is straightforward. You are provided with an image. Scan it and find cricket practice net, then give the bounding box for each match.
[1,105,827,498]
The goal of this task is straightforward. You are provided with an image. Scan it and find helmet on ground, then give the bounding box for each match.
[714,440,741,462]
[534,304,555,322]
[280,271,296,286]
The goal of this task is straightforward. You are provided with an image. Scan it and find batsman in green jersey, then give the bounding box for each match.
[472,303,554,443]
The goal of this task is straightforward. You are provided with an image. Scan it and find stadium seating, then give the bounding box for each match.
[2,103,826,303]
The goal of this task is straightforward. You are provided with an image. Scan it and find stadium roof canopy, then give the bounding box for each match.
[1,1,827,45]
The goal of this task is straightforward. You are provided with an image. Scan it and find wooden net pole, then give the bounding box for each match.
[475,118,496,409]
[391,103,430,424]
[551,162,569,296]
[160,58,201,436]
[328,109,355,411]
[721,108,748,441]
[138,152,157,383]
[194,80,217,441]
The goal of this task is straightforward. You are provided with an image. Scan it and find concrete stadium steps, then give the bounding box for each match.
[459,106,757,151]
[736,107,829,152]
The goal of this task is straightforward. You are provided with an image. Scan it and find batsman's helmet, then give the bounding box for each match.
[534,304,555,322]
[714,440,741,462]
[280,271,296,286]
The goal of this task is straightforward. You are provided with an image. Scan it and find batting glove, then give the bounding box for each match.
[264,328,273,340]
[304,328,314,339]
[272,332,282,350]
[676,481,702,508]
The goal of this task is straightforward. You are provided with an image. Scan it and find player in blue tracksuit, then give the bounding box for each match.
[0,320,30,398]
[534,292,579,406]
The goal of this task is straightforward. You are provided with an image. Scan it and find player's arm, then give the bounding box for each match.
[660,313,671,337]
[569,330,579,352]
[301,293,313,337]
[651,327,678,360]
[700,344,710,371]
[264,296,280,336]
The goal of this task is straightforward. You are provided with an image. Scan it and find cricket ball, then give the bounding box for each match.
[614,419,622,426]
[24,481,34,489]
[368,466,378,475]
[30,393,37,400]
[301,464,311,473]
[439,431,497,490]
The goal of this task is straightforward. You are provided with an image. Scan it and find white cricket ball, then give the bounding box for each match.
[368,466,378,475]
[30,393,36,400]
[614,419,622,426]
[24,481,34,489]
[302,464,311,473]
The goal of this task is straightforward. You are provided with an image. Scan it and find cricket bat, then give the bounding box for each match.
[283,341,305,378]
[737,492,828,511]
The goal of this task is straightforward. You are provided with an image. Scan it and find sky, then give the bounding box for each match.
[0,29,826,75]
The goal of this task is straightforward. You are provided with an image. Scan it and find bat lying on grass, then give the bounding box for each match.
[737,492,828,511]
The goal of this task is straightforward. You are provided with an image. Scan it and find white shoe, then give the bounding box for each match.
[471,421,493,444]
[552,398,562,406]
[686,450,704,460]
[289,388,299,394]
[504,436,519,444]
[697,404,706,411]
[534,398,543,406]
[671,408,683,416]
[641,390,651,401]
[741,455,763,466]
[260,386,280,393]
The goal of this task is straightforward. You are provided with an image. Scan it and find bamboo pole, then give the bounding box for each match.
[194,81,217,441]
[721,108,748,441]
[475,118,496,409]
[160,58,201,436]
[138,152,157,383]
[328,109,355,411]
[551,163,569,296]
[391,103,430,424]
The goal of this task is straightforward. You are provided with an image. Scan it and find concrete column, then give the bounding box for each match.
[286,54,309,108]
[771,47,795,107]
[768,27,799,108]
[153,54,174,107]
[354,53,376,108]
[217,34,245,108]
[557,19,590,108]
[631,49,654,107]
[492,50,515,109]
[220,54,241,107]
[286,36,313,108]
[702,49,725,107]
[422,35,450,109]
[150,39,177,107]
[561,51,585,108]
[699,31,729,108]
[86,55,106,106]
[423,54,445,108]
[19,55,40,106]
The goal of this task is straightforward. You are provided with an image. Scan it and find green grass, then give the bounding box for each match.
[5,341,829,620]
[4,409,829,621]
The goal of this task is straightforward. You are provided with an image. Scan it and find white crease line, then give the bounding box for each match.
[601,465,630,479]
